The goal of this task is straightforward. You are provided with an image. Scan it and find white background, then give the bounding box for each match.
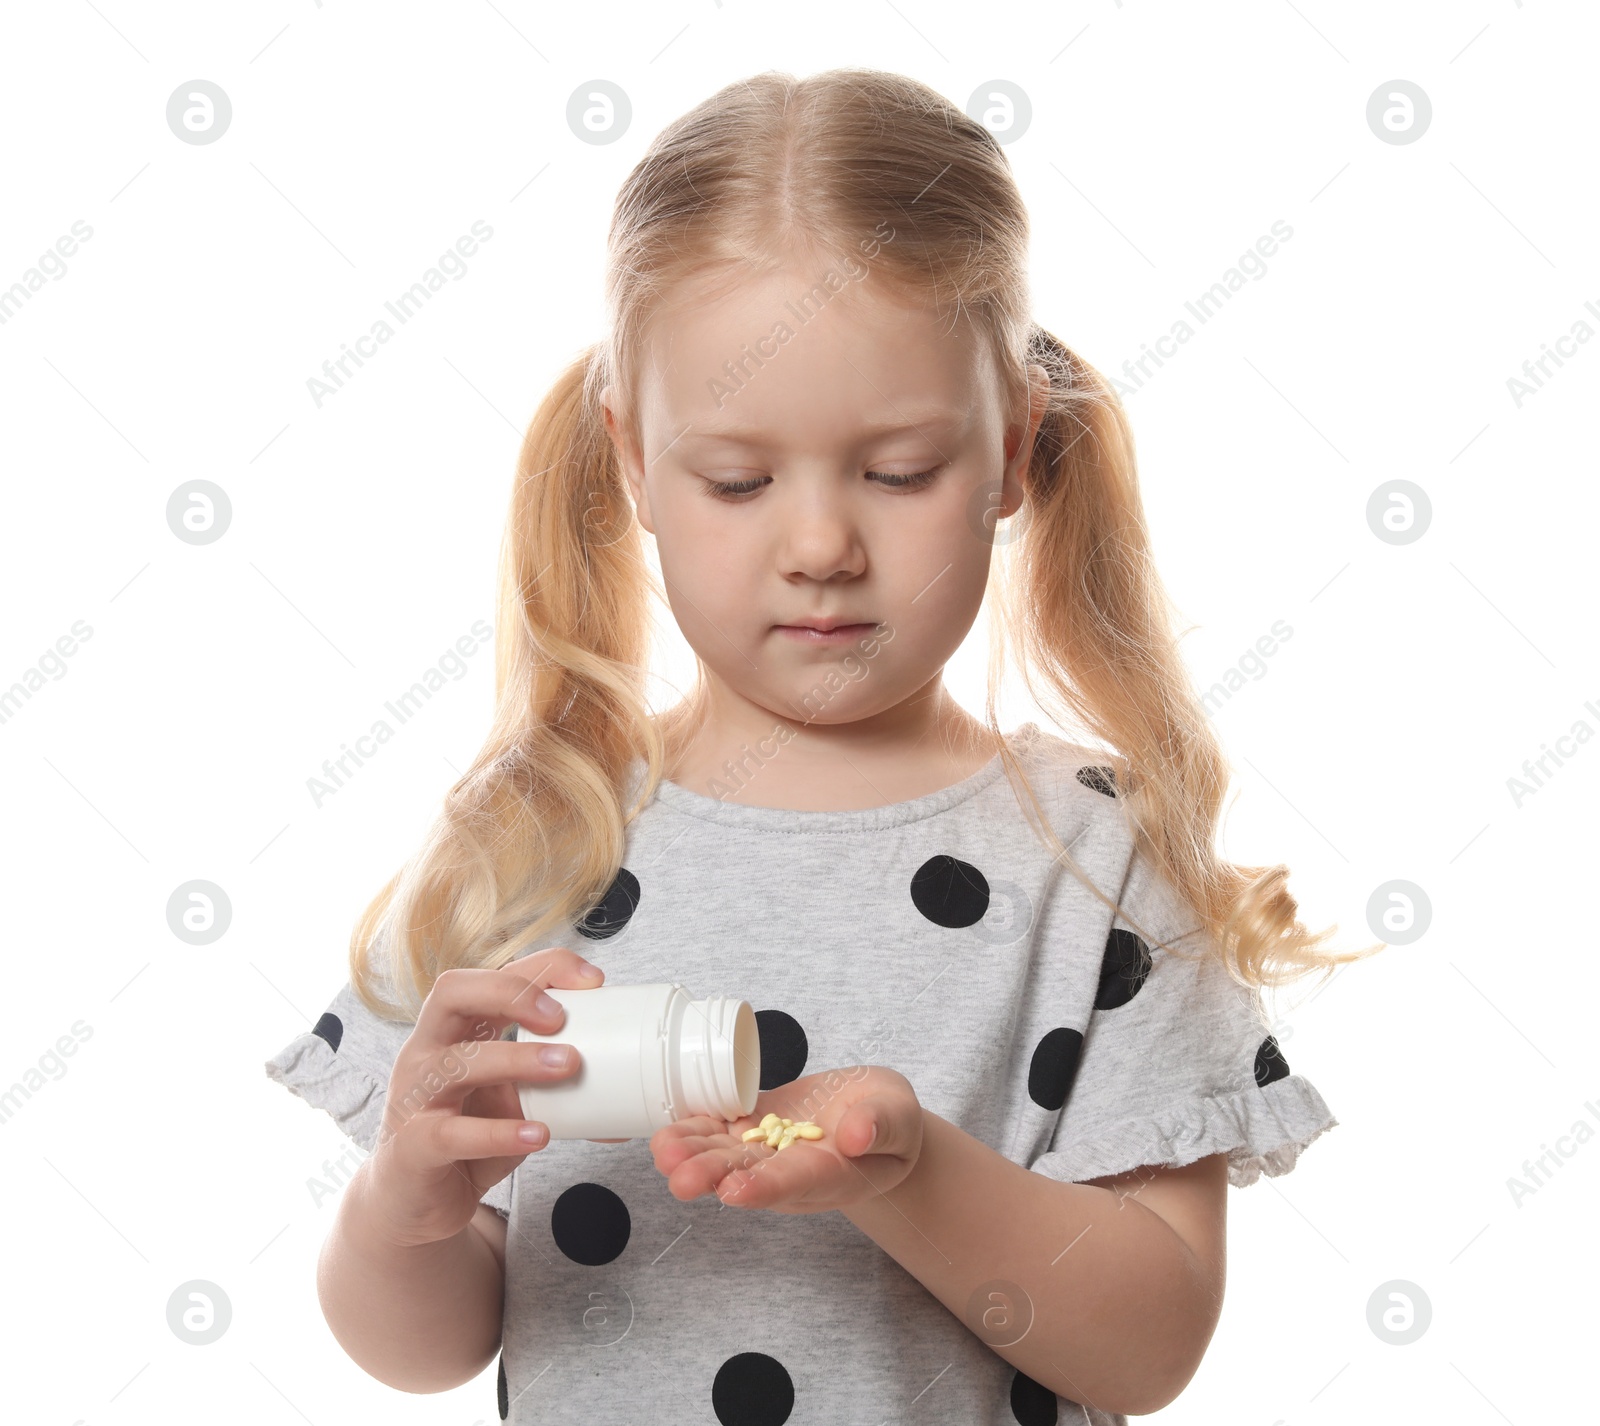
[2,1,1594,1422]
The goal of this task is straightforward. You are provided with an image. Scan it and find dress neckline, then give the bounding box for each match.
[638,722,1041,833]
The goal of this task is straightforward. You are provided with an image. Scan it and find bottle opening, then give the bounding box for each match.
[732,1000,760,1114]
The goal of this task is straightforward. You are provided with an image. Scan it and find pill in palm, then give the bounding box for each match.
[741,1113,823,1149]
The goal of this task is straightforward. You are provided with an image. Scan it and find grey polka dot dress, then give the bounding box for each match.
[266,722,1337,1425]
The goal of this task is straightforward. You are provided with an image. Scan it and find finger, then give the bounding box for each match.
[666,1149,734,1201]
[716,1140,829,1209]
[668,1115,729,1138]
[424,1109,554,1162]
[415,950,599,1049]
[394,1037,582,1112]
[648,1116,728,1159]
[653,1127,740,1179]
[500,945,607,1000]
[664,1140,766,1201]
[837,1091,911,1159]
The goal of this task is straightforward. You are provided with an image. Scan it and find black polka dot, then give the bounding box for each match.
[575,867,640,940]
[312,1011,343,1052]
[712,1351,794,1426]
[550,1182,631,1265]
[1027,1027,1084,1112]
[1095,928,1153,1010]
[910,855,990,928]
[496,1352,508,1419]
[1009,1368,1059,1424]
[1255,1034,1290,1088]
[755,1010,809,1090]
[1076,765,1117,798]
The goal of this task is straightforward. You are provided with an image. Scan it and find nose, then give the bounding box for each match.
[778,480,868,585]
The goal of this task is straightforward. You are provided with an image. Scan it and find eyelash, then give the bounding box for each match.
[703,467,944,501]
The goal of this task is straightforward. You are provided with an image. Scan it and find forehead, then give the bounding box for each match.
[633,263,996,448]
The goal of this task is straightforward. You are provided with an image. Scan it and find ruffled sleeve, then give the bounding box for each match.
[1029,847,1338,1190]
[264,978,513,1219]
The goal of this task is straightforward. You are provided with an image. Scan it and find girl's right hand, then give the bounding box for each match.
[362,946,604,1248]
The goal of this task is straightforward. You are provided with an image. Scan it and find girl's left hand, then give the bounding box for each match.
[649,1066,923,1214]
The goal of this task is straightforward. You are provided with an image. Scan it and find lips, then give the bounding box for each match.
[778,620,874,632]
[774,621,879,644]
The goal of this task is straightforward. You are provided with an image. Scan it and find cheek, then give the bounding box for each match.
[652,505,719,579]
[656,526,753,631]
[885,506,993,612]
[877,540,989,655]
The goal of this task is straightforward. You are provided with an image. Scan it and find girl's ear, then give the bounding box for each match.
[599,384,654,533]
[999,362,1051,517]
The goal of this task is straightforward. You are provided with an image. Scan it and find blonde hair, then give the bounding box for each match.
[351,66,1383,1021]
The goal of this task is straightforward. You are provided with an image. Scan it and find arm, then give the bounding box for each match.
[838,1110,1227,1417]
[316,1156,507,1393]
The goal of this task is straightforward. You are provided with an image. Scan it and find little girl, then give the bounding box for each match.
[267,67,1378,1425]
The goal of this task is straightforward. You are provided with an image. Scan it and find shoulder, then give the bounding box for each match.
[1020,730,1196,923]
[999,726,1138,880]
[1013,725,1130,815]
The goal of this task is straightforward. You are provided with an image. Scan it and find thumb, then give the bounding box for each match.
[842,1092,909,1158]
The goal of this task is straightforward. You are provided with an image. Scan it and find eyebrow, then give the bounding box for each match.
[677,409,967,444]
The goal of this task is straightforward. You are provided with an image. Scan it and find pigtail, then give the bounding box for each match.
[350,345,675,1021]
[999,324,1384,993]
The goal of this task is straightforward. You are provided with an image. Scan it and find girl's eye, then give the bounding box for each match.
[702,467,944,502]
[870,466,943,491]
[703,476,766,500]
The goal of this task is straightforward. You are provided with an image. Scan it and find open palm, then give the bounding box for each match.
[648,1066,923,1214]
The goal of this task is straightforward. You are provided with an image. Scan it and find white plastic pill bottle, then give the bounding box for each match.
[515,982,761,1140]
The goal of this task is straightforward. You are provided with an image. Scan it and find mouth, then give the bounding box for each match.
[773,622,879,643]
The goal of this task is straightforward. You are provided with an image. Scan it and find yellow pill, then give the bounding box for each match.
[740,1126,769,1142]
[795,1124,824,1140]
[759,1113,780,1131]
[781,1118,794,1127]
[765,1127,783,1147]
